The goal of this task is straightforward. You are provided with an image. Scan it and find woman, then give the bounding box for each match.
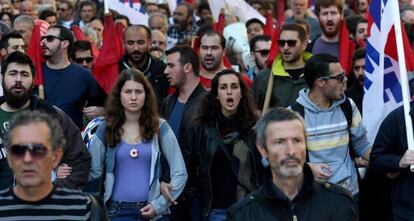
[189,70,262,221]
[88,69,187,221]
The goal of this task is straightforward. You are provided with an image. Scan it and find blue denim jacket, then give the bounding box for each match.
[88,119,187,220]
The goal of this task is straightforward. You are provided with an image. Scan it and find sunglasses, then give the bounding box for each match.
[41,35,64,43]
[9,143,49,160]
[75,57,93,63]
[319,72,347,82]
[254,49,270,57]
[277,39,298,47]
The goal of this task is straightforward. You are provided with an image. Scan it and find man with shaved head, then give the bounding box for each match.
[119,25,169,102]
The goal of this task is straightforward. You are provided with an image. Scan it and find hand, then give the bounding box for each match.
[160,181,177,205]
[399,149,414,168]
[355,157,369,167]
[83,106,105,120]
[308,163,333,181]
[56,164,72,178]
[140,203,156,219]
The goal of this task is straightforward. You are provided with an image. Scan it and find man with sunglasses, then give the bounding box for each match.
[0,52,91,190]
[0,111,106,220]
[247,35,271,79]
[253,23,311,110]
[293,53,371,202]
[57,0,74,29]
[72,40,94,70]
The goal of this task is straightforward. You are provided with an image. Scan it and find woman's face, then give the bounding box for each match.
[1,13,11,27]
[217,74,242,117]
[120,80,146,114]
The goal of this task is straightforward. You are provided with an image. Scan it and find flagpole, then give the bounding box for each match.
[104,0,109,14]
[391,1,414,171]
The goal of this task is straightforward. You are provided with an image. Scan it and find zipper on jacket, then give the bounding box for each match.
[205,149,215,216]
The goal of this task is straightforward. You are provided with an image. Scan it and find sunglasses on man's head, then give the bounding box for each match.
[75,57,93,63]
[277,40,298,47]
[254,49,270,57]
[41,35,64,43]
[9,143,49,160]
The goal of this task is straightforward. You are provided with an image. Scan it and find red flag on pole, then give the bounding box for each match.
[339,19,355,75]
[213,8,225,34]
[71,25,100,59]
[28,20,49,86]
[92,14,122,95]
[263,10,274,37]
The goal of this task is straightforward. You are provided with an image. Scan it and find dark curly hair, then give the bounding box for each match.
[105,69,159,146]
[197,69,259,133]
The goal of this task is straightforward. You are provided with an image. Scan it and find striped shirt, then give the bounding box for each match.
[0,187,92,221]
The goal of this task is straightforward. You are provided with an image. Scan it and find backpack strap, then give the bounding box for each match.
[290,101,305,117]
[339,98,353,130]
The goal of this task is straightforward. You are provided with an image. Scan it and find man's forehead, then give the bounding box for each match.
[265,120,305,138]
[280,30,300,39]
[200,35,220,45]
[6,62,31,71]
[319,5,341,13]
[8,38,24,45]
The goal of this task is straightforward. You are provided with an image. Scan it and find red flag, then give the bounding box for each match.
[213,8,225,34]
[385,24,414,72]
[115,22,125,56]
[71,25,100,59]
[277,0,285,27]
[28,20,49,86]
[263,10,274,37]
[339,19,355,75]
[265,25,281,68]
[92,14,122,95]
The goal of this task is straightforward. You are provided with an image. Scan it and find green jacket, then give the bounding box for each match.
[253,52,311,109]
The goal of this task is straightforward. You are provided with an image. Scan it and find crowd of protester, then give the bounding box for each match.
[0,0,414,220]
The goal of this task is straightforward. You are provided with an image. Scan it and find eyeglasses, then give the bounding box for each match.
[254,49,270,57]
[319,72,347,82]
[41,35,64,43]
[277,39,298,47]
[9,143,49,160]
[57,8,67,12]
[353,65,365,71]
[75,57,93,63]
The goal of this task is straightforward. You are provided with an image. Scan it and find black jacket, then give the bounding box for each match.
[228,164,357,221]
[0,95,91,189]
[370,104,414,220]
[187,120,262,217]
[119,53,169,102]
[159,84,207,198]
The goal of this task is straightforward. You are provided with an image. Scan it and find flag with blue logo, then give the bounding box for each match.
[104,0,148,25]
[363,0,410,143]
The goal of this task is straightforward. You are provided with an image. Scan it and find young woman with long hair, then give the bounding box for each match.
[88,69,187,221]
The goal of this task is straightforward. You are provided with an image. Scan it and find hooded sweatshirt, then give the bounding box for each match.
[295,89,370,195]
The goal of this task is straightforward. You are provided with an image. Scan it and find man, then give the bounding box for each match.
[250,0,266,16]
[245,18,264,42]
[354,17,368,43]
[0,32,25,60]
[71,40,94,69]
[119,25,169,102]
[57,0,74,29]
[228,107,357,220]
[0,51,91,190]
[74,0,96,28]
[0,111,106,220]
[39,9,58,26]
[19,0,34,17]
[356,0,369,15]
[293,53,371,197]
[12,15,34,46]
[41,25,104,128]
[150,30,167,61]
[87,18,103,48]
[145,2,159,15]
[160,46,206,220]
[247,35,271,79]
[199,30,226,89]
[114,14,130,28]
[346,48,365,113]
[148,13,176,49]
[370,103,414,221]
[196,2,213,26]
[402,8,414,24]
[286,0,322,41]
[167,2,198,45]
[253,23,311,110]
[311,0,344,58]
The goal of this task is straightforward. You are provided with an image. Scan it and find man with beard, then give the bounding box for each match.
[167,2,198,45]
[253,23,311,110]
[286,0,322,41]
[199,30,226,89]
[41,25,104,129]
[292,53,371,200]
[346,48,365,113]
[0,51,91,190]
[119,25,169,102]
[310,0,344,58]
[228,107,357,221]
[247,35,271,79]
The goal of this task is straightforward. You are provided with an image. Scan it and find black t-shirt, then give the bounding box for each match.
[286,68,304,81]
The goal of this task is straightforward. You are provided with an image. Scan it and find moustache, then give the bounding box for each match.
[280,155,301,166]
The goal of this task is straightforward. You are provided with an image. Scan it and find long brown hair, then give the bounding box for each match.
[105,69,159,146]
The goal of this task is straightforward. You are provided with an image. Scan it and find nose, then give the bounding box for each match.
[131,92,137,100]
[22,150,34,163]
[285,140,295,155]
[226,87,232,94]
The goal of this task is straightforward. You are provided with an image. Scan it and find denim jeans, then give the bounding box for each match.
[108,201,148,221]
[204,208,227,221]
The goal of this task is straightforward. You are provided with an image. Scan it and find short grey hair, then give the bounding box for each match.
[255,107,306,149]
[7,111,66,151]
[13,15,34,28]
[148,13,168,28]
